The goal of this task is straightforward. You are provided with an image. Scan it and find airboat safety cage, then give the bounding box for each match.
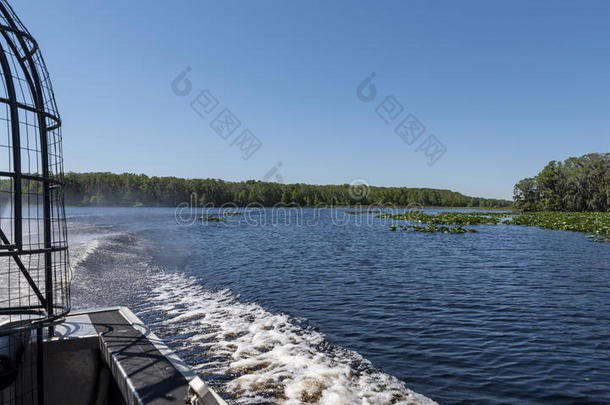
[0,3,227,405]
[0,0,70,335]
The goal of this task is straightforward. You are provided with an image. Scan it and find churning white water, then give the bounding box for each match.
[143,272,436,405]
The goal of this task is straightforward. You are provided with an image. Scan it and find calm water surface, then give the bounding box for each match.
[66,207,610,404]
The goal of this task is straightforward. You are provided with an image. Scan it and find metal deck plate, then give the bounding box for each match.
[88,309,189,405]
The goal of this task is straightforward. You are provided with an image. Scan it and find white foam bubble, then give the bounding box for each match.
[145,272,437,405]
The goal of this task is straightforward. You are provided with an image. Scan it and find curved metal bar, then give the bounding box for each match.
[0,171,65,186]
[0,37,22,249]
[0,23,37,59]
[0,97,62,130]
[0,14,60,133]
[0,311,71,337]
[0,246,68,257]
[0,229,47,306]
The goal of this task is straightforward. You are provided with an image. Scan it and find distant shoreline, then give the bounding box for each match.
[65,204,514,210]
[62,172,512,209]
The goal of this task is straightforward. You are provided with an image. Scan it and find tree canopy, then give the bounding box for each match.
[63,172,512,208]
[513,153,610,212]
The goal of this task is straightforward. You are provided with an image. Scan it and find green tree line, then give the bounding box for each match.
[513,153,610,212]
[62,172,512,208]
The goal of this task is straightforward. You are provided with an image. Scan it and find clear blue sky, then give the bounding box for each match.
[17,1,610,199]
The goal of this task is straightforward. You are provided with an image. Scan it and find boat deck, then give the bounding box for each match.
[1,307,226,405]
[88,308,194,404]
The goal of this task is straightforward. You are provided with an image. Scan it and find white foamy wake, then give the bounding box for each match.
[70,238,100,268]
[67,223,121,269]
[143,272,437,405]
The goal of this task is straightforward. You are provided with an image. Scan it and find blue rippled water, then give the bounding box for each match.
[67,207,610,404]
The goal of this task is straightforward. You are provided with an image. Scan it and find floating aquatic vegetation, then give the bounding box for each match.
[504,212,610,242]
[399,224,478,234]
[380,210,610,242]
[222,212,242,216]
[377,211,506,225]
[346,210,384,215]
[199,215,226,222]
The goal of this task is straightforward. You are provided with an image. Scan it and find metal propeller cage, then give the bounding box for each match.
[0,0,70,336]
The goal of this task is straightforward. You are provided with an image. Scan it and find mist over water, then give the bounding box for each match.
[67,207,610,404]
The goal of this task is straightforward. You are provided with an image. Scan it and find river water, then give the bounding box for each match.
[66,207,610,404]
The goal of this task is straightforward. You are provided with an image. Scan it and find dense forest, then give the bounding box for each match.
[513,153,610,212]
[61,172,512,208]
